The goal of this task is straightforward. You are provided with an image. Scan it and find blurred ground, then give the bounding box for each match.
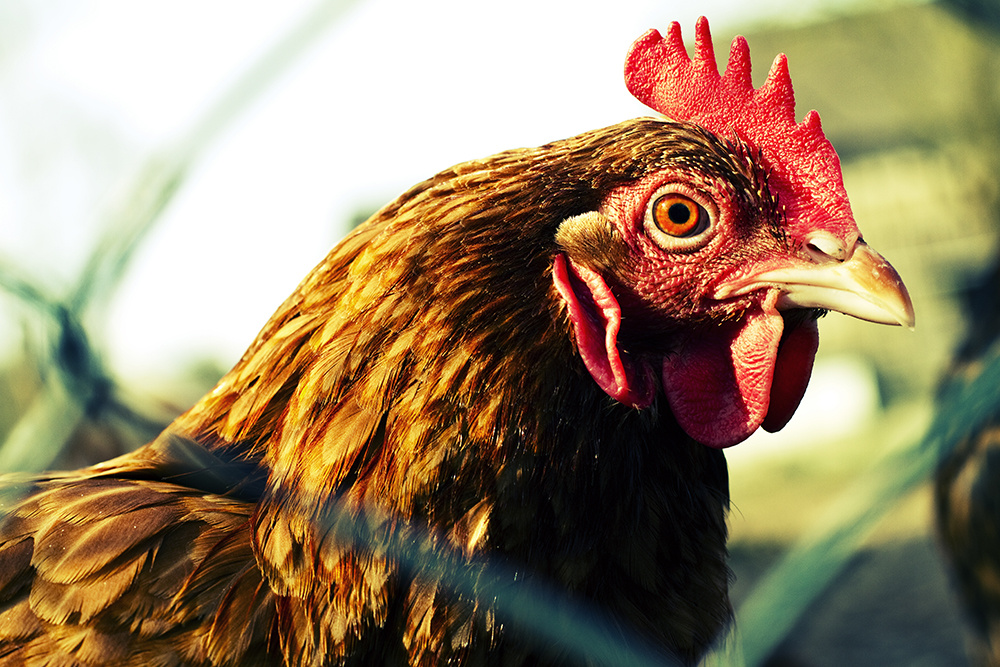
[732,537,967,666]
[730,488,970,666]
[724,406,973,666]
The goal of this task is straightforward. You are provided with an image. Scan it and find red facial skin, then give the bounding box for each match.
[554,164,822,448]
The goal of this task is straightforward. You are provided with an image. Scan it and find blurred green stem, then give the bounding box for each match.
[1,0,363,471]
[0,374,83,472]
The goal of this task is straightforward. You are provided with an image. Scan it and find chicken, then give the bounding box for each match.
[0,18,913,666]
[935,260,1000,666]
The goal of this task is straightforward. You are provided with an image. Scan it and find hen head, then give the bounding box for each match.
[553,17,913,448]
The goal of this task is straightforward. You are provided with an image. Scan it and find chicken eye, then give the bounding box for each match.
[652,195,708,238]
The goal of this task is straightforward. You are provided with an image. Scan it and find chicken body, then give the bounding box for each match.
[0,120,735,666]
[0,22,912,667]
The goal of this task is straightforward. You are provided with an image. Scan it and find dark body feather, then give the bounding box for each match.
[936,407,1000,666]
[0,119,761,665]
[935,262,1000,666]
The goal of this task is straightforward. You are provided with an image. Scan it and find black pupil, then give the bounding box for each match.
[668,202,691,225]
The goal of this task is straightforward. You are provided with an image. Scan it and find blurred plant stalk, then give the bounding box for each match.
[0,0,362,473]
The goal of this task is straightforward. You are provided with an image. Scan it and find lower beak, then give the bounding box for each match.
[717,241,915,328]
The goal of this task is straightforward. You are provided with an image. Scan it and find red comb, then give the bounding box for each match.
[625,17,858,243]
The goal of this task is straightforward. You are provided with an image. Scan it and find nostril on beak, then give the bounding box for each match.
[804,231,848,263]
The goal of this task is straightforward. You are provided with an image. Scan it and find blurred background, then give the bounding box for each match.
[1,0,997,664]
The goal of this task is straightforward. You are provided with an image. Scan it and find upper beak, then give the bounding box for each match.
[715,238,915,328]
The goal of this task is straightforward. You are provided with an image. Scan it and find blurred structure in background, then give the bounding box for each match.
[1,0,998,665]
[722,3,1000,666]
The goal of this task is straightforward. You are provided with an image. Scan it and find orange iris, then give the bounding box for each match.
[652,195,702,237]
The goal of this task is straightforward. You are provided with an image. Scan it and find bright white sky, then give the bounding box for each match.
[0,0,918,399]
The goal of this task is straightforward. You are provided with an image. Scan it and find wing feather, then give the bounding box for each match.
[0,466,268,665]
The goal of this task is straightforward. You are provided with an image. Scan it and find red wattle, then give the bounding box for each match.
[661,308,783,448]
[761,318,818,432]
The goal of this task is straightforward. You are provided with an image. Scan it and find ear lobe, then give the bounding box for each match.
[552,254,655,408]
[554,211,629,275]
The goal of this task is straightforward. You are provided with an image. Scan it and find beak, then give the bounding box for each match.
[716,239,915,328]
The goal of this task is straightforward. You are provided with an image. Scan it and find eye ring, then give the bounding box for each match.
[652,195,707,238]
[643,185,715,251]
